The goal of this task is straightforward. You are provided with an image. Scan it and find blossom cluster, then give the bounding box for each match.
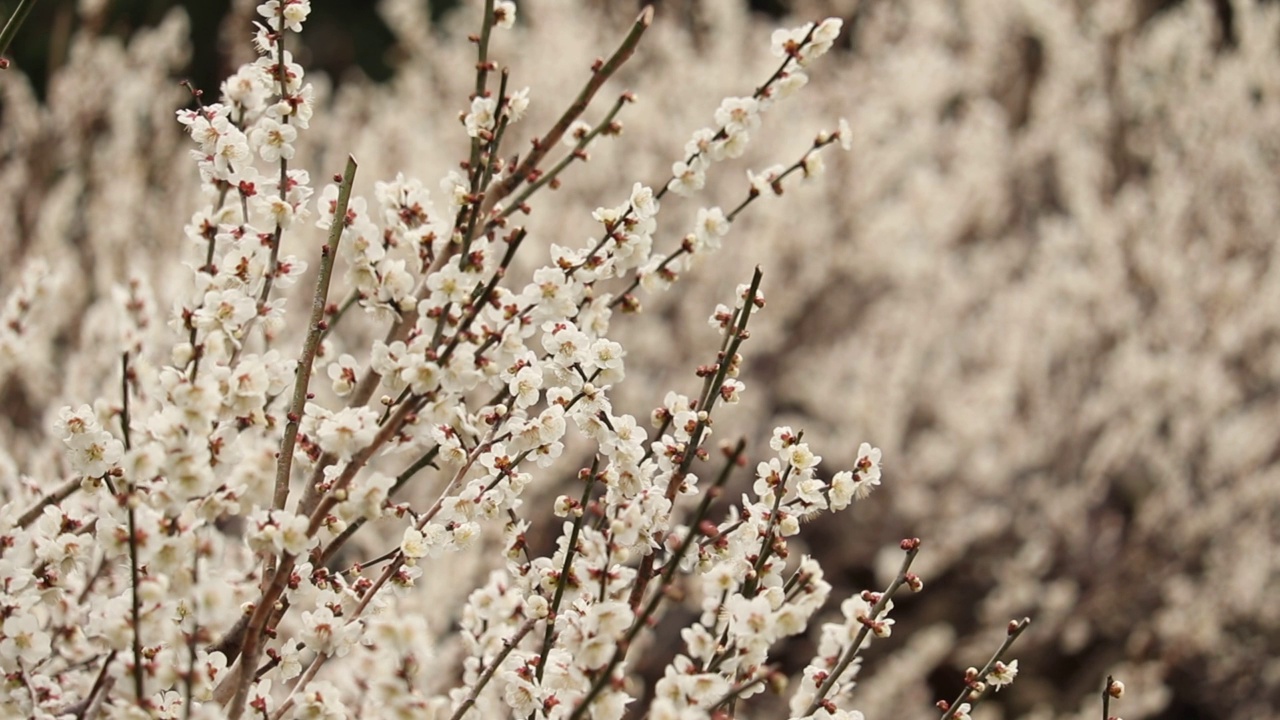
[0,2,1033,719]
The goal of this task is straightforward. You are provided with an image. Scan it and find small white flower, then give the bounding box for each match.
[630,182,660,219]
[1,614,52,665]
[747,164,785,196]
[719,378,745,404]
[786,443,821,471]
[801,151,825,178]
[401,526,429,559]
[315,406,379,459]
[564,119,593,146]
[276,512,314,555]
[326,354,359,396]
[247,117,297,162]
[464,96,499,138]
[714,96,761,135]
[493,0,517,29]
[693,206,730,252]
[506,86,530,122]
[67,430,124,477]
[257,1,311,33]
[668,158,707,195]
[771,23,813,59]
[837,117,854,151]
[854,441,883,485]
[509,365,543,409]
[776,70,810,97]
[989,659,1018,689]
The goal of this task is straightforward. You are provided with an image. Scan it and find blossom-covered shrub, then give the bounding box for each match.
[5,0,1276,717]
[0,1,1030,718]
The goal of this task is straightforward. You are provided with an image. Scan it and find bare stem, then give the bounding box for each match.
[13,476,82,531]
[0,0,39,66]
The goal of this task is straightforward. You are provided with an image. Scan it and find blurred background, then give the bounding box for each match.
[2,0,1277,718]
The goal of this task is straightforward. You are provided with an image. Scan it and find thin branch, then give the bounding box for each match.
[806,540,922,716]
[939,617,1033,720]
[0,0,39,66]
[272,155,359,512]
[478,5,653,217]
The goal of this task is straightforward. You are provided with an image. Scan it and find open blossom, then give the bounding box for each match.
[314,406,379,459]
[668,157,708,195]
[401,527,430,559]
[493,0,517,29]
[715,96,761,135]
[989,659,1019,688]
[693,206,731,252]
[300,608,359,657]
[65,430,124,477]
[855,442,883,485]
[327,353,359,396]
[193,288,256,337]
[247,117,297,162]
[1,613,52,665]
[257,0,311,32]
[465,96,499,138]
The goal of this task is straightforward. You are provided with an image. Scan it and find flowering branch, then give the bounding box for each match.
[0,3,1054,719]
[804,538,923,716]
[937,617,1031,720]
[271,155,358,512]
[479,5,653,217]
[449,617,539,720]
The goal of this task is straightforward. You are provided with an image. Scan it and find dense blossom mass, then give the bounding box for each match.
[0,0,985,718]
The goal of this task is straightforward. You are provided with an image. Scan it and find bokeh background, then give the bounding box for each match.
[2,0,1278,717]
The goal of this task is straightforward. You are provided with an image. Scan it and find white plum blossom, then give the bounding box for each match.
[257,0,311,33]
[493,0,517,29]
[989,659,1019,689]
[327,353,360,396]
[1,614,52,666]
[247,117,297,162]
[465,96,499,138]
[314,405,380,459]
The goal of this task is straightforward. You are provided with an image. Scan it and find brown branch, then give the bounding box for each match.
[478,5,653,217]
